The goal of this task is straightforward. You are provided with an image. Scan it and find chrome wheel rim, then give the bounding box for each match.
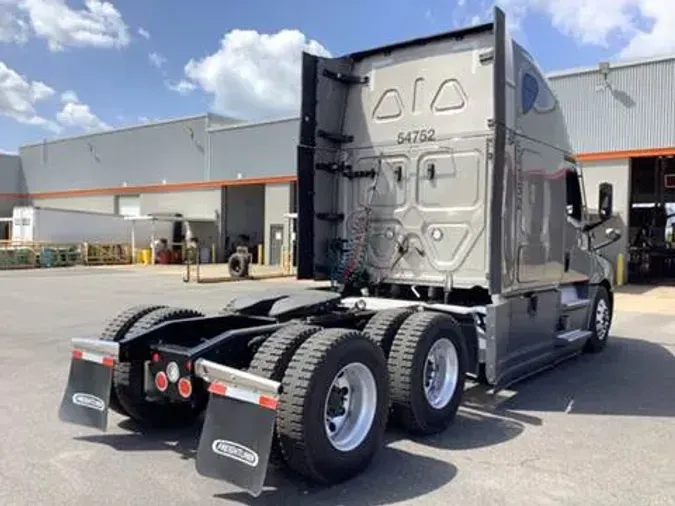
[423,338,459,410]
[595,298,610,340]
[323,362,377,452]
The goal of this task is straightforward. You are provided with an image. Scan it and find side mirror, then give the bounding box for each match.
[598,182,613,221]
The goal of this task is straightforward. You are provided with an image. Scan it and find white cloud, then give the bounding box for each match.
[137,26,149,39]
[0,60,60,132]
[0,60,108,135]
[0,2,29,44]
[181,28,331,119]
[496,0,675,60]
[452,0,493,29]
[165,79,196,96]
[60,89,78,103]
[56,98,110,132]
[0,0,130,52]
[148,51,166,69]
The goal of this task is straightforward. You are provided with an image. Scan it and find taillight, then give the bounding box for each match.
[151,353,161,363]
[155,371,169,392]
[178,377,192,398]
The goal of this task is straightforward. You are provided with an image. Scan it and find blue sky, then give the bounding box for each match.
[1,0,673,153]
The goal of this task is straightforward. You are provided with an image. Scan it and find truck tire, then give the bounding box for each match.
[113,307,205,428]
[277,328,389,484]
[388,311,467,435]
[584,285,612,354]
[248,324,322,381]
[228,253,250,278]
[247,324,322,462]
[100,304,167,415]
[362,308,416,358]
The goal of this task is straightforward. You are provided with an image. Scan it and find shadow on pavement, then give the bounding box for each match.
[75,396,523,504]
[496,336,675,418]
[401,404,527,452]
[75,417,203,460]
[214,445,457,505]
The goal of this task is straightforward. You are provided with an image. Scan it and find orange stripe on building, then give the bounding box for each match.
[577,147,675,162]
[0,175,297,200]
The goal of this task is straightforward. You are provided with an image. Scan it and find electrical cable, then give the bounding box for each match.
[332,158,382,287]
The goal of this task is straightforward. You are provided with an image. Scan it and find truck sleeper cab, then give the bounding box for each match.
[58,7,621,498]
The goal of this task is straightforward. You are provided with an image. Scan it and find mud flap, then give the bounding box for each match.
[58,339,119,431]
[193,359,282,497]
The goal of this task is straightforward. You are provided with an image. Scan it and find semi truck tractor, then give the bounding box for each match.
[58,7,622,497]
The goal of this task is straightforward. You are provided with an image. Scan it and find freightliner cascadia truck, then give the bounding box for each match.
[59,6,621,497]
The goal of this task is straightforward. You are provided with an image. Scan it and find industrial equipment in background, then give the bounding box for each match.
[628,156,675,283]
[1,205,219,269]
[59,7,622,499]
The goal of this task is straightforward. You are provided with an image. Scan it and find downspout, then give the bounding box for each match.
[205,115,212,181]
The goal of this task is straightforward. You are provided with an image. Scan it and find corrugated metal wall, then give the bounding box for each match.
[0,153,23,215]
[32,195,116,214]
[0,153,22,194]
[579,159,631,267]
[549,57,675,154]
[208,117,299,180]
[20,116,212,193]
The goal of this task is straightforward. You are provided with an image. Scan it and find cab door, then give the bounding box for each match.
[562,167,591,284]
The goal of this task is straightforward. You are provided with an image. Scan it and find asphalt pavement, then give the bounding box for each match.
[0,266,673,506]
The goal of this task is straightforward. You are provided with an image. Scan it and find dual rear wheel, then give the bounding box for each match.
[100,305,207,427]
[248,309,467,484]
[101,305,467,485]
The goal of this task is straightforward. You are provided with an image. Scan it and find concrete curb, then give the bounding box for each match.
[189,273,296,284]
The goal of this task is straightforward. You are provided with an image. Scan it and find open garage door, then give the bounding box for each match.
[628,155,675,284]
[223,185,265,263]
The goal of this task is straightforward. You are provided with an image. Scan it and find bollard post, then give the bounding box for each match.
[616,253,627,286]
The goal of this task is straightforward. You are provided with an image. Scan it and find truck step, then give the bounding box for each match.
[555,329,592,347]
[561,298,590,312]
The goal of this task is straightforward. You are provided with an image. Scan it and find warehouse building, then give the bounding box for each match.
[1,53,674,281]
[549,54,675,284]
[4,113,299,265]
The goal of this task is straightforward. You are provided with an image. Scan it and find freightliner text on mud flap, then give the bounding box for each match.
[194,358,282,497]
[58,338,119,431]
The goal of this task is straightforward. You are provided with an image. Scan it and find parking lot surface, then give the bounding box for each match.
[0,267,673,506]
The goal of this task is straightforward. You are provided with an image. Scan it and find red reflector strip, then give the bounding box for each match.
[72,349,116,368]
[208,382,279,411]
[208,382,227,397]
[259,396,279,411]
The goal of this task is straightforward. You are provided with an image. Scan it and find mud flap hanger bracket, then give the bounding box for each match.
[194,359,282,398]
[71,337,120,360]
